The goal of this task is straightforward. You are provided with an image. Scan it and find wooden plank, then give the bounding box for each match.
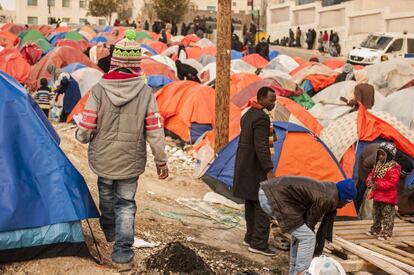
[334,227,413,235]
[345,236,414,242]
[336,258,379,273]
[334,219,406,226]
[359,243,414,266]
[374,243,414,260]
[337,231,414,238]
[333,223,413,230]
[402,241,414,247]
[335,237,413,274]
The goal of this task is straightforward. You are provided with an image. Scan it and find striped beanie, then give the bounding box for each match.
[110,29,142,73]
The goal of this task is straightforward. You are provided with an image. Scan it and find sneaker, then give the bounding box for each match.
[378,234,392,241]
[242,240,250,246]
[113,261,133,272]
[248,246,277,256]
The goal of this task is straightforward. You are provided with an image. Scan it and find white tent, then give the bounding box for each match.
[71,68,103,97]
[374,87,414,130]
[264,54,299,74]
[151,55,177,75]
[365,60,414,96]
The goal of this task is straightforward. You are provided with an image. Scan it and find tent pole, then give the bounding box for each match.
[86,219,103,265]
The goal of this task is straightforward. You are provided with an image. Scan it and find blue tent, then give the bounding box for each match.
[103,26,112,33]
[0,70,99,263]
[48,32,67,46]
[140,44,158,56]
[90,35,108,44]
[148,75,173,89]
[230,50,243,60]
[202,122,345,202]
[269,51,279,61]
[63,63,87,74]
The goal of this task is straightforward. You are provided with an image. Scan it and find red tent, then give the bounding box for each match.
[0,48,31,83]
[241,53,269,68]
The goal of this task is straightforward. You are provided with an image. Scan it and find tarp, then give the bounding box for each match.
[322,59,345,70]
[56,39,90,53]
[264,54,299,74]
[374,87,414,130]
[135,31,153,41]
[19,29,52,52]
[269,51,279,61]
[0,70,98,232]
[241,53,269,68]
[147,75,173,89]
[140,57,178,81]
[291,63,337,84]
[67,91,90,123]
[181,34,200,46]
[204,121,355,217]
[71,67,103,97]
[19,42,43,65]
[231,50,244,60]
[0,48,31,83]
[27,46,101,90]
[65,31,86,41]
[304,74,337,93]
[63,63,87,74]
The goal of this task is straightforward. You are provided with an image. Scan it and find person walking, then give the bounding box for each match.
[233,87,277,256]
[259,176,356,275]
[289,29,295,47]
[366,142,401,241]
[75,30,169,271]
[323,31,329,53]
[34,78,53,117]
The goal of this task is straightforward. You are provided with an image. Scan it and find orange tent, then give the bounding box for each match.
[56,39,91,53]
[322,59,345,70]
[181,35,200,46]
[304,74,337,93]
[200,45,217,56]
[49,26,72,35]
[0,48,31,83]
[155,81,215,142]
[1,24,25,35]
[30,25,53,37]
[358,105,414,158]
[112,27,127,41]
[27,46,100,90]
[67,91,91,123]
[289,61,315,76]
[147,31,159,40]
[79,26,96,41]
[230,73,261,97]
[293,56,306,65]
[186,46,203,59]
[0,31,18,45]
[20,43,43,65]
[143,40,167,54]
[140,58,178,81]
[241,53,268,68]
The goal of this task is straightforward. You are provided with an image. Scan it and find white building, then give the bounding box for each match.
[266,0,414,54]
[16,0,107,25]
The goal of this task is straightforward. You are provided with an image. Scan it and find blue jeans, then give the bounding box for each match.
[258,188,315,274]
[289,224,316,275]
[98,177,138,263]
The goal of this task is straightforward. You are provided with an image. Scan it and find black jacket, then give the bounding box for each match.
[233,108,273,201]
[261,176,339,233]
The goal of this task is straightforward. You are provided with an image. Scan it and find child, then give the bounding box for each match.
[366,142,401,240]
[34,78,53,117]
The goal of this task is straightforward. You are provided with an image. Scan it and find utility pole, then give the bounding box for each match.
[214,0,231,153]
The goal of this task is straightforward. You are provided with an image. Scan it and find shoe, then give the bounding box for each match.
[242,240,250,246]
[248,246,277,256]
[378,234,392,241]
[366,231,379,237]
[113,261,133,272]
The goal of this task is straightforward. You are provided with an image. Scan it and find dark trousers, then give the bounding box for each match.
[244,200,270,250]
[355,179,367,213]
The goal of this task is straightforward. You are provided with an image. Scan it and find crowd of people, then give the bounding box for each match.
[275,27,342,57]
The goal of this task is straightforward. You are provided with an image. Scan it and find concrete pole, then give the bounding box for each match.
[214,0,231,153]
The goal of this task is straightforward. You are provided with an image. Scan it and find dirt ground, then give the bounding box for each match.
[1,125,289,275]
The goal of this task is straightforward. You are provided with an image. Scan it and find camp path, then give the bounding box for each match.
[1,124,289,275]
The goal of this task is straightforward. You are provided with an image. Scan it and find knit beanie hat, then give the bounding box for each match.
[110,29,142,73]
[336,179,357,202]
[379,142,397,162]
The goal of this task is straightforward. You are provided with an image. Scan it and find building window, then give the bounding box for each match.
[62,0,71,8]
[79,18,87,24]
[27,16,38,24]
[232,1,236,6]
[207,6,216,11]
[98,19,106,26]
[79,0,87,8]
[62,17,71,22]
[48,0,55,6]
[27,0,38,6]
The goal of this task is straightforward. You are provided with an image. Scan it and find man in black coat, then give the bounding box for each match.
[255,37,270,60]
[233,87,277,256]
[259,176,356,274]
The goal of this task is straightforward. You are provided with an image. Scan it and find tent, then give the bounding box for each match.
[0,31,18,47]
[27,46,101,90]
[155,81,215,143]
[202,121,356,217]
[0,48,31,83]
[63,63,87,74]
[142,40,167,54]
[230,50,244,60]
[264,54,299,73]
[374,87,414,130]
[78,26,96,41]
[365,60,414,96]
[135,31,153,41]
[181,34,200,46]
[140,57,178,82]
[19,42,43,65]
[241,53,269,68]
[0,71,99,263]
[151,55,178,74]
[1,24,25,35]
[71,67,103,97]
[56,39,90,53]
[65,31,86,41]
[19,29,52,52]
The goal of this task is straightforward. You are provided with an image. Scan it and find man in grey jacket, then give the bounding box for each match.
[76,30,168,269]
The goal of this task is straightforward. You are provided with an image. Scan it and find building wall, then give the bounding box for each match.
[16,0,107,25]
[0,10,16,23]
[266,0,414,54]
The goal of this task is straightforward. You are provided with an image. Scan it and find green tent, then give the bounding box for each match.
[19,29,52,52]
[291,93,315,110]
[64,31,85,41]
[135,31,153,41]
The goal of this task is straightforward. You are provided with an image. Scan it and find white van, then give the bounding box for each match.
[348,32,414,65]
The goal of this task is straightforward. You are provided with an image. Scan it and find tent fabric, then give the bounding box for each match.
[197,55,216,66]
[3,24,25,36]
[48,32,67,45]
[230,50,243,60]
[195,38,215,48]
[147,75,173,89]
[19,43,43,65]
[264,54,299,73]
[183,58,203,73]
[27,46,101,90]
[63,63,87,74]
[269,51,279,61]
[143,41,167,54]
[204,121,355,216]
[374,87,414,130]
[304,74,337,93]
[241,54,269,68]
[64,31,86,41]
[155,81,215,142]
[358,105,414,158]
[140,44,157,55]
[0,31,18,46]
[365,60,414,96]
[140,57,178,81]
[322,59,345,70]
[67,91,90,123]
[135,31,153,41]
[90,35,108,44]
[312,81,357,105]
[0,48,31,83]
[78,26,96,41]
[181,35,200,46]
[151,55,178,74]
[19,29,52,52]
[56,39,90,53]
[398,79,414,91]
[291,63,337,84]
[0,70,98,232]
[71,67,103,97]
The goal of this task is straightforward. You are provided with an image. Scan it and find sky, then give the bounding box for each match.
[0,0,15,10]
